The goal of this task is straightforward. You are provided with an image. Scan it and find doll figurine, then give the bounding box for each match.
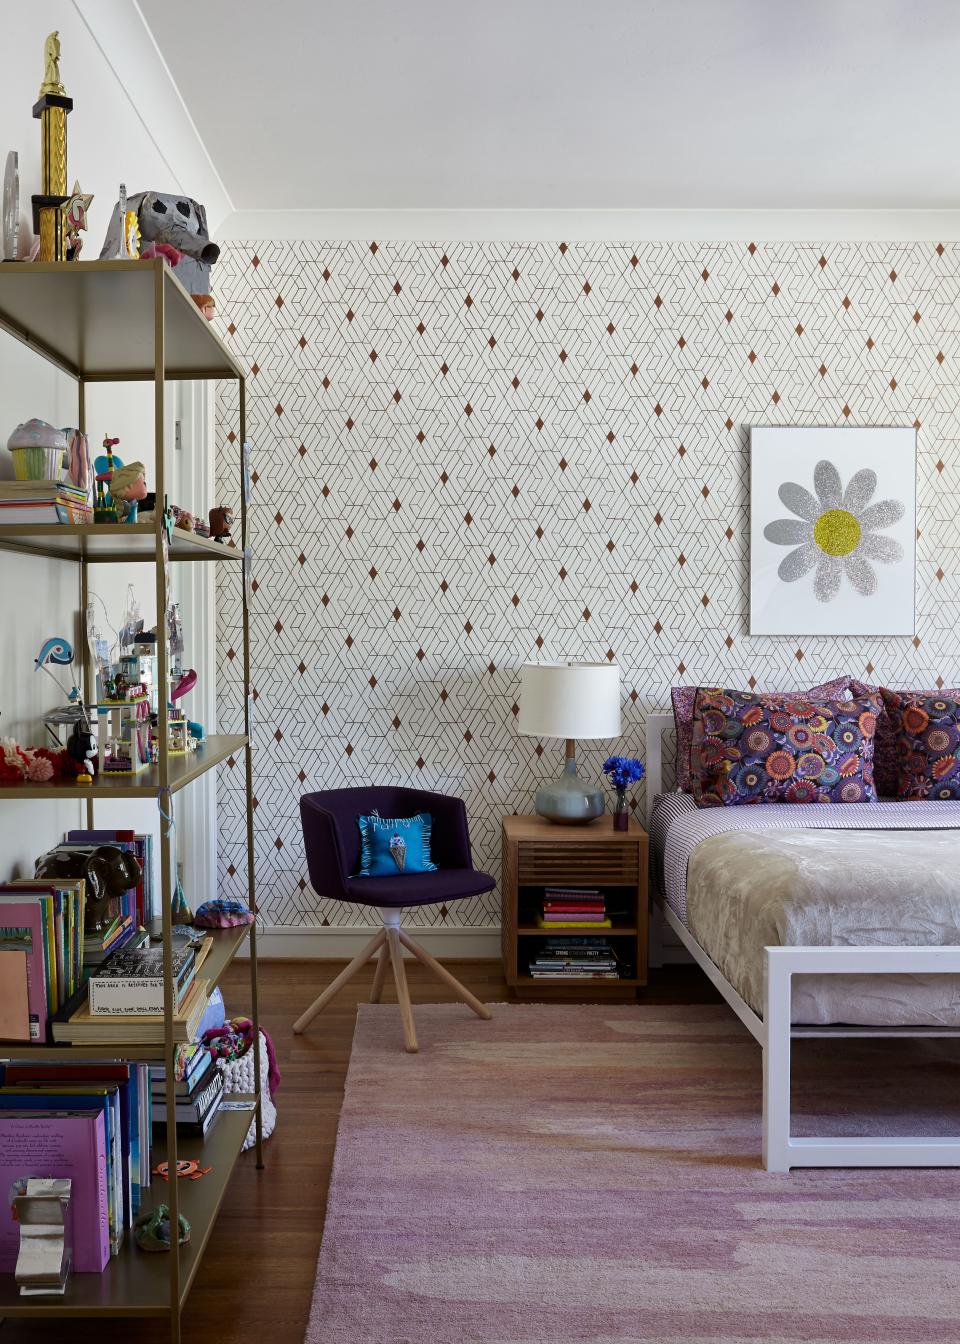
[109,461,148,524]
[209,506,234,542]
[192,293,215,322]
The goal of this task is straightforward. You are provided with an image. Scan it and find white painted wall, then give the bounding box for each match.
[217,208,960,243]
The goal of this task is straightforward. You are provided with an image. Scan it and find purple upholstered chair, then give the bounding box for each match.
[292,787,495,1052]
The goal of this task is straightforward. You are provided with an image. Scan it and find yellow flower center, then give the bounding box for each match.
[813,508,861,557]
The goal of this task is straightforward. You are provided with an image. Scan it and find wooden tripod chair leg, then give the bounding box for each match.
[292,929,386,1034]
[399,931,492,1020]
[386,926,418,1053]
[370,942,390,1003]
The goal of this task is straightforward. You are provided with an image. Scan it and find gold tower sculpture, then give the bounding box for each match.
[32,31,73,261]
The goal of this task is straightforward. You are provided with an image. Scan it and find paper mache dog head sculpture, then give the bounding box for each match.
[101,191,220,294]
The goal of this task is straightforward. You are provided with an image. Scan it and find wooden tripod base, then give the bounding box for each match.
[291,921,492,1053]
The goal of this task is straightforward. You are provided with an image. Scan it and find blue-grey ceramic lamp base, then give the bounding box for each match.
[534,753,604,824]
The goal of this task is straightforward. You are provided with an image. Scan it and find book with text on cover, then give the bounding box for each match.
[89,945,195,1016]
[0,1109,110,1273]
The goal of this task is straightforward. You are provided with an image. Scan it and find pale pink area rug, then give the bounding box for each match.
[307,1004,960,1343]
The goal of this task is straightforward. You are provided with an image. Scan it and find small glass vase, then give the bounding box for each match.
[612,789,629,831]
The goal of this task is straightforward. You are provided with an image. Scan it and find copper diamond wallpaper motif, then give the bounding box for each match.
[214,240,960,930]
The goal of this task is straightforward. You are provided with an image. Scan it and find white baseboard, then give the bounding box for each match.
[240,924,502,960]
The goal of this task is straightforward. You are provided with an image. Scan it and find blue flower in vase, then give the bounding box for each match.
[602,755,645,829]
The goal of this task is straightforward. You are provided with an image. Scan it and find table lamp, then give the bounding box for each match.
[518,662,621,822]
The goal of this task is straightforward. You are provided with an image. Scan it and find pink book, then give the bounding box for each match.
[0,1109,110,1272]
[0,901,48,1041]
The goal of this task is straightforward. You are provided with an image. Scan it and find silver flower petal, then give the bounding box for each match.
[764,518,812,546]
[814,460,842,510]
[814,554,842,603]
[778,481,820,521]
[858,498,905,531]
[859,532,903,564]
[778,542,819,583]
[844,554,877,596]
[843,468,877,515]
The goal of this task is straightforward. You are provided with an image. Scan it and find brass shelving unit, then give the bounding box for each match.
[0,259,261,1341]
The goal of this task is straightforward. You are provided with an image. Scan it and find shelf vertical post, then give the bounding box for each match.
[152,261,181,1343]
[77,377,94,829]
[239,374,265,1167]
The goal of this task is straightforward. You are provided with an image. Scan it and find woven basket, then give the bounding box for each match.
[216,1029,277,1151]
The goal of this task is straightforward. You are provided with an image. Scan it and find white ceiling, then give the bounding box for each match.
[136,0,960,211]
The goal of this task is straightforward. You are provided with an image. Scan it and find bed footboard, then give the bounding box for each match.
[763,945,960,1172]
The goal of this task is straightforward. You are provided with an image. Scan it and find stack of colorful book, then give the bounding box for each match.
[150,1046,224,1138]
[83,913,138,969]
[535,887,610,929]
[0,1060,152,1271]
[529,937,622,979]
[0,480,92,523]
[0,879,86,1043]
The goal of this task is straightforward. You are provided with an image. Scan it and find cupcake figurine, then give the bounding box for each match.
[388,832,407,872]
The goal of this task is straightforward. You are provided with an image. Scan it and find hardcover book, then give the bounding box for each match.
[89,946,195,1016]
[0,1110,110,1272]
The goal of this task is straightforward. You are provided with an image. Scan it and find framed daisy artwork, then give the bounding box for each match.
[749,426,916,636]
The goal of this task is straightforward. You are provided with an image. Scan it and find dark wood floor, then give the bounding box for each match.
[3,958,720,1343]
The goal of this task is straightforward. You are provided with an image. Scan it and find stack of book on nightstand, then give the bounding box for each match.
[528,937,621,980]
[535,887,611,930]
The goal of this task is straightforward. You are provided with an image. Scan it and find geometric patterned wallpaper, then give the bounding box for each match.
[213,239,960,930]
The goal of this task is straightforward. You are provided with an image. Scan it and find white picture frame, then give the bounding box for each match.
[749,426,916,636]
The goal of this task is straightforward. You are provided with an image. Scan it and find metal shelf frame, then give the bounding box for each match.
[0,259,261,1342]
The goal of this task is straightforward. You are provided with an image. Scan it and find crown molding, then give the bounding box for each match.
[217,208,960,243]
[72,0,233,229]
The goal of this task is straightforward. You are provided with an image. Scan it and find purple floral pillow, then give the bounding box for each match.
[852,680,960,796]
[690,687,881,808]
[879,689,960,799]
[671,676,853,794]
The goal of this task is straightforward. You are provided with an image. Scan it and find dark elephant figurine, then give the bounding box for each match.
[36,844,142,935]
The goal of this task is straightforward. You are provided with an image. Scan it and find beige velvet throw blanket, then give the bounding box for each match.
[685,828,960,1025]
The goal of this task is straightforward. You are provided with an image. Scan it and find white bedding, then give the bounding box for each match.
[649,792,960,1025]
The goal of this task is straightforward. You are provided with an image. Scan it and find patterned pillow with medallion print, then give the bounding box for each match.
[690,688,881,808]
[851,679,960,796]
[671,675,853,793]
[879,689,960,799]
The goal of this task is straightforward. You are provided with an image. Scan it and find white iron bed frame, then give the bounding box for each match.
[645,712,960,1172]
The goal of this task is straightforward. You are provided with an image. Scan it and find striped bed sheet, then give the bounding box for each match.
[650,790,960,927]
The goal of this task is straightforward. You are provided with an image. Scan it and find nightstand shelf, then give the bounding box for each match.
[501,814,649,999]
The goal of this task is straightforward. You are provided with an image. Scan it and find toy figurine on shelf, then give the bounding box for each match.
[65,721,97,780]
[93,435,120,522]
[109,460,147,523]
[192,294,215,322]
[209,506,234,543]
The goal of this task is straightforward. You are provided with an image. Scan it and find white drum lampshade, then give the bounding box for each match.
[518,663,621,822]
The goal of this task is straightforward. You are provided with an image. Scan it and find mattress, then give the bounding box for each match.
[649,791,960,1026]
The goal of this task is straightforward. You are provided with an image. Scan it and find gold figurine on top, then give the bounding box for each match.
[40,30,65,96]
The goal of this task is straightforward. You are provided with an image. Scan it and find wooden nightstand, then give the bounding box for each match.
[501,815,649,999]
